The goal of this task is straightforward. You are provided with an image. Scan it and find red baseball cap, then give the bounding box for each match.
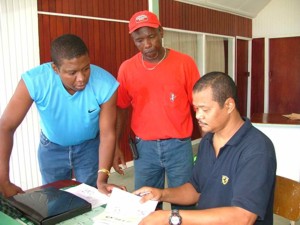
[129,10,161,34]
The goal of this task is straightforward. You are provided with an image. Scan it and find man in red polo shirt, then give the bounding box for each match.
[114,10,200,209]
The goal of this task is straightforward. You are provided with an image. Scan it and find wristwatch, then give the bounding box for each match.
[169,209,182,225]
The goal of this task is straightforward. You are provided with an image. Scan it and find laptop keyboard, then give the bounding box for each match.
[0,194,23,219]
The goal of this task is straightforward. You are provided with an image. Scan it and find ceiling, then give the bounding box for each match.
[175,0,272,18]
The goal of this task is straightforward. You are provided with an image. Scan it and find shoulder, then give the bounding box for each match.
[119,53,140,70]
[168,49,198,70]
[90,64,112,76]
[238,118,275,157]
[168,49,194,61]
[89,64,118,89]
[22,62,55,84]
[246,119,272,143]
[24,62,53,75]
[89,64,116,81]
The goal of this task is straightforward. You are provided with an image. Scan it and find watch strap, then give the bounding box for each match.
[169,209,182,225]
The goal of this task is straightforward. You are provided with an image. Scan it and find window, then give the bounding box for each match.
[164,30,235,77]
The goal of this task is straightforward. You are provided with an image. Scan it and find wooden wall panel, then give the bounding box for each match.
[38,0,148,21]
[251,38,265,115]
[159,0,252,38]
[38,15,137,79]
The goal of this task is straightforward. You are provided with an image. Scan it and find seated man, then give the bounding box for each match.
[134,71,277,225]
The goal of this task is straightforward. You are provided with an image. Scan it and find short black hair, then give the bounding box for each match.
[193,71,238,107]
[50,34,89,68]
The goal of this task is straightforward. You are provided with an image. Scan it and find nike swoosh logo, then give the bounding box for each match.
[88,109,96,113]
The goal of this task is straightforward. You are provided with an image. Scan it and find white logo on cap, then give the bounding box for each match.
[135,14,148,23]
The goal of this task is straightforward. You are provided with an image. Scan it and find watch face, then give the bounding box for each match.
[171,216,180,225]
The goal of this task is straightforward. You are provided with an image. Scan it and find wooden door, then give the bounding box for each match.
[236,39,249,117]
[251,38,265,115]
[269,37,300,114]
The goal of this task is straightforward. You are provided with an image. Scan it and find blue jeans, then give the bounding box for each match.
[38,132,99,187]
[134,137,195,209]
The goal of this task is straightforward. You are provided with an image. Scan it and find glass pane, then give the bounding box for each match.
[205,35,228,74]
[164,30,199,64]
[164,30,232,77]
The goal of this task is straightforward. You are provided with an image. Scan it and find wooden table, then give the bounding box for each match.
[251,113,300,125]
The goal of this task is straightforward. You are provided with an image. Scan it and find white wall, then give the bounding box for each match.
[253,0,300,38]
[253,123,300,182]
[0,0,42,189]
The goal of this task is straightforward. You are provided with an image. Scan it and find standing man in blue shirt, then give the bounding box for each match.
[0,34,119,197]
[135,72,277,225]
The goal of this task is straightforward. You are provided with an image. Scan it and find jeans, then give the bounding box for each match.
[134,137,195,209]
[38,131,99,187]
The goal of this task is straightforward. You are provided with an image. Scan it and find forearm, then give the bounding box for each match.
[0,125,25,197]
[116,107,129,145]
[179,207,257,225]
[98,131,116,182]
[161,183,199,205]
[0,125,14,183]
[140,206,256,225]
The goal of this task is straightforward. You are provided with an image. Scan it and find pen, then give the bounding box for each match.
[137,191,150,197]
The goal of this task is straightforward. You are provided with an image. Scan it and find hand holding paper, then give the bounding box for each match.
[93,188,158,225]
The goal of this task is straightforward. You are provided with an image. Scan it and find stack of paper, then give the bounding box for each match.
[65,183,109,209]
[93,188,158,225]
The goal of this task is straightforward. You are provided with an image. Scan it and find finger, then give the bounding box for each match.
[115,167,125,175]
[121,186,127,191]
[133,188,149,196]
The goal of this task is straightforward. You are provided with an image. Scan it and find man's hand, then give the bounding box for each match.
[0,181,24,197]
[133,186,163,203]
[113,146,127,175]
[97,180,127,196]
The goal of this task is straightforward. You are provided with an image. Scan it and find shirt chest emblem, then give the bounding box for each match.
[222,175,229,185]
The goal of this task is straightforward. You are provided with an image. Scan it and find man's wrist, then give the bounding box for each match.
[97,172,109,183]
[169,209,182,225]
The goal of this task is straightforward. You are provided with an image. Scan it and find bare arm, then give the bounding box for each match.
[136,163,259,224]
[139,207,257,225]
[135,183,257,225]
[134,183,199,206]
[0,79,33,197]
[112,107,129,174]
[96,91,118,193]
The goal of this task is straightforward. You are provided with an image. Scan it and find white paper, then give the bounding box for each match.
[93,188,158,225]
[65,183,109,208]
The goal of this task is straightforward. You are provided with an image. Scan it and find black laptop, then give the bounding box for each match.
[4,186,91,225]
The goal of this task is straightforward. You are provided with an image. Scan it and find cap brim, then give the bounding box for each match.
[129,23,160,34]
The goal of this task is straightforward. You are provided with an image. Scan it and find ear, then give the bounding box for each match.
[225,98,235,113]
[159,26,164,37]
[51,63,59,74]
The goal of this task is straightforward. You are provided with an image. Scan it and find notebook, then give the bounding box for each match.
[5,186,92,225]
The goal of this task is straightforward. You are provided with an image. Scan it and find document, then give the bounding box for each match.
[65,183,109,209]
[283,113,300,120]
[93,188,158,225]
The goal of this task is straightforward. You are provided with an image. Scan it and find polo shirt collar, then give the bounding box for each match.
[202,117,252,146]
